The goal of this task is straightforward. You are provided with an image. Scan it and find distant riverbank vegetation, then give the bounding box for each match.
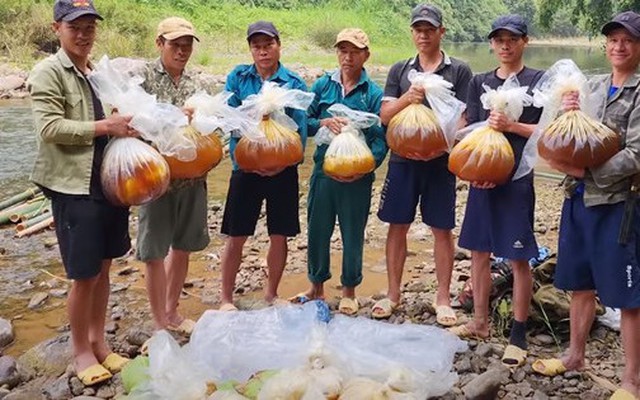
[0,0,637,70]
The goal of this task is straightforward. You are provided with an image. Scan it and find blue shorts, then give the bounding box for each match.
[555,193,640,309]
[377,156,455,229]
[458,175,538,261]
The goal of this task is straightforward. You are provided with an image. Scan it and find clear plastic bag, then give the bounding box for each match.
[185,91,257,138]
[100,137,170,206]
[525,59,618,170]
[233,82,314,172]
[315,104,379,179]
[127,331,217,400]
[163,125,223,179]
[387,70,466,160]
[88,55,195,161]
[449,75,530,184]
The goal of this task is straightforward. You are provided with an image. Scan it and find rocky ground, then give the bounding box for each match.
[0,175,626,400]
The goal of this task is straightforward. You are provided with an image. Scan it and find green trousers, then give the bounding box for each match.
[307,174,373,287]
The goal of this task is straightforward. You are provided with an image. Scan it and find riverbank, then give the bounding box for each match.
[0,151,626,399]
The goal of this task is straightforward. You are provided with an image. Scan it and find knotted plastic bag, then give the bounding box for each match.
[88,55,195,161]
[161,91,253,179]
[234,82,314,172]
[531,59,618,169]
[101,138,170,206]
[387,70,466,160]
[449,75,531,184]
[315,104,379,179]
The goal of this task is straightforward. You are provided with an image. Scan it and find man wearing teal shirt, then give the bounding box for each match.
[219,21,308,310]
[289,28,387,315]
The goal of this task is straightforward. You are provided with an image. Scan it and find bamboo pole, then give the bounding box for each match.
[15,216,54,238]
[20,201,51,222]
[5,201,47,223]
[16,213,53,232]
[0,187,41,212]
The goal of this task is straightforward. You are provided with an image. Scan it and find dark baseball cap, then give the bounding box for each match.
[410,4,443,28]
[54,0,103,22]
[602,11,640,38]
[488,14,528,39]
[247,20,280,41]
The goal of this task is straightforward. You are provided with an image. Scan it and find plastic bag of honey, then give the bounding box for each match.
[88,56,195,162]
[387,70,466,161]
[528,59,618,170]
[315,104,379,180]
[234,81,315,172]
[101,138,170,206]
[449,75,532,184]
[160,92,256,180]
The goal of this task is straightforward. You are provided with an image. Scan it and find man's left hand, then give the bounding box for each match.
[254,167,285,177]
[332,174,364,183]
[488,110,512,132]
[547,159,585,178]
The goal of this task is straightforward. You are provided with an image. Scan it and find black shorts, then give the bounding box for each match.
[51,194,130,280]
[221,166,300,237]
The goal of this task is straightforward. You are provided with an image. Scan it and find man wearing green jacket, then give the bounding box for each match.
[289,28,387,314]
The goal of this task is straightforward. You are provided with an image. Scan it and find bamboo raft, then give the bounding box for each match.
[0,187,55,237]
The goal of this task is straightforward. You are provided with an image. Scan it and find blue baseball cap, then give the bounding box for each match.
[247,21,280,41]
[488,14,528,39]
[410,4,443,27]
[602,11,640,39]
[54,0,103,22]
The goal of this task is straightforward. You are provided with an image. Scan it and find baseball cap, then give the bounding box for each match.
[247,21,280,41]
[410,4,442,27]
[54,0,102,22]
[334,28,370,49]
[488,14,528,39]
[602,11,640,39]
[157,17,200,41]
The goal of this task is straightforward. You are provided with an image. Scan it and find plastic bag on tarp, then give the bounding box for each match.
[125,331,216,400]
[100,137,170,206]
[88,55,195,161]
[233,81,314,171]
[324,315,466,398]
[449,74,531,184]
[315,104,379,179]
[517,59,617,176]
[256,327,345,399]
[387,70,466,161]
[188,302,327,382]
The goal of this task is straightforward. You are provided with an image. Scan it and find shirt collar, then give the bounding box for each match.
[409,50,451,72]
[242,62,289,83]
[152,57,194,82]
[56,49,94,77]
[330,68,370,90]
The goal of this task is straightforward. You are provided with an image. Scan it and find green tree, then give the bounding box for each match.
[539,0,640,36]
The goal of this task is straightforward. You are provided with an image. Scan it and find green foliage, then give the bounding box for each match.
[539,0,640,36]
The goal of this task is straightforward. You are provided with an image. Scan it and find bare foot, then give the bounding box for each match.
[74,351,100,373]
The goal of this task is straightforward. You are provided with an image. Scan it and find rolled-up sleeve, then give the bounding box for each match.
[27,65,94,146]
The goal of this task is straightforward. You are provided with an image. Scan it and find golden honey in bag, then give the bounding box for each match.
[449,126,515,184]
[323,127,375,179]
[235,116,304,172]
[164,125,224,179]
[387,104,448,160]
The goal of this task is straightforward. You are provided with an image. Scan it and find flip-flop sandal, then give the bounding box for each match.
[501,344,528,368]
[287,292,320,304]
[338,297,359,316]
[219,303,239,312]
[167,318,196,335]
[531,358,568,377]
[610,388,639,400]
[140,338,152,356]
[101,353,130,374]
[432,302,458,327]
[371,298,399,319]
[77,363,112,386]
[447,324,488,340]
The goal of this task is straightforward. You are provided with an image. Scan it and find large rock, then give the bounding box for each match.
[0,356,21,389]
[0,319,14,348]
[43,373,72,400]
[17,334,72,378]
[463,367,508,400]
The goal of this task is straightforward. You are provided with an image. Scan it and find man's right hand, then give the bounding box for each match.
[561,91,580,112]
[320,117,349,134]
[403,85,426,104]
[97,114,137,138]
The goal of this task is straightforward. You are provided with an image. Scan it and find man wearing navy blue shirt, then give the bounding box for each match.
[219,21,308,310]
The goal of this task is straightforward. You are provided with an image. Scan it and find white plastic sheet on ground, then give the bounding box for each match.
[598,307,621,331]
[188,302,467,398]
